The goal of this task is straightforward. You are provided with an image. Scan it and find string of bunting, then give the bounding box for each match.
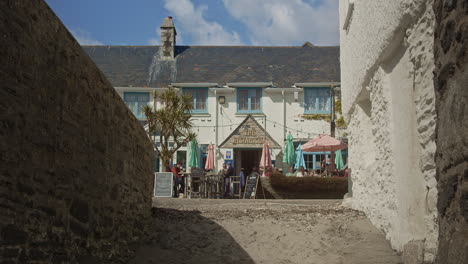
[189,117,324,137]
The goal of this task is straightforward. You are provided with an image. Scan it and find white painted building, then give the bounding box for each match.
[83,17,344,176]
[339,0,438,261]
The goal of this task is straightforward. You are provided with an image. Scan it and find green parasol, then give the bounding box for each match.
[282,133,296,165]
[335,149,344,170]
[188,139,199,168]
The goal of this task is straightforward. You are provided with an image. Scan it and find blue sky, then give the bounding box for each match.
[45,0,339,46]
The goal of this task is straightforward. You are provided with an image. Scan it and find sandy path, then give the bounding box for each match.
[129,199,402,264]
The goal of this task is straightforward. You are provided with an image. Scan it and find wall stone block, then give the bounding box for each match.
[0,0,154,263]
[434,0,468,263]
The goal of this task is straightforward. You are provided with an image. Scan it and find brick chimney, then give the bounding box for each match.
[160,16,176,60]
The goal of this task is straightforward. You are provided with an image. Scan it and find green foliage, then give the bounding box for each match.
[336,116,347,128]
[301,114,331,122]
[143,88,197,169]
[334,99,342,114]
[269,172,348,193]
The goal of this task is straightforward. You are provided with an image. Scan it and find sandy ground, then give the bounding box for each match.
[129,199,402,264]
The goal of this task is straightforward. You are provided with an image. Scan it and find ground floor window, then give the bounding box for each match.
[304,154,314,170]
[176,150,186,169]
[303,152,329,171]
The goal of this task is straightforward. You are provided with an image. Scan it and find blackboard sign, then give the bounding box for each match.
[154,172,173,197]
[243,172,260,199]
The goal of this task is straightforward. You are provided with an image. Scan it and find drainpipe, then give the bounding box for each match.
[330,81,336,171]
[282,89,286,141]
[215,89,218,171]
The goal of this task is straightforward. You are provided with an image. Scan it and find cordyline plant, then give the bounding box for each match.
[143,88,197,171]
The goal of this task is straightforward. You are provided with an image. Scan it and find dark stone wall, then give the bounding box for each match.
[434,0,468,263]
[0,1,154,263]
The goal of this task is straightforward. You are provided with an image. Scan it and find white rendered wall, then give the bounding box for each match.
[190,89,335,173]
[340,0,438,261]
[117,88,340,173]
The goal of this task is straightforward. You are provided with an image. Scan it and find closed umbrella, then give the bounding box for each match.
[335,149,344,170]
[259,141,272,170]
[294,144,306,170]
[188,139,199,169]
[282,133,296,165]
[204,144,214,170]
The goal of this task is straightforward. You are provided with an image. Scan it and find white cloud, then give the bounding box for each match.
[223,0,339,46]
[148,38,159,45]
[70,28,103,45]
[163,0,243,45]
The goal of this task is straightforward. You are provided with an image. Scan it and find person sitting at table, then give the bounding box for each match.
[285,166,295,177]
[295,166,306,177]
[171,163,184,197]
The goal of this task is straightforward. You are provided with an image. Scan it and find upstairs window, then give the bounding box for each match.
[237,88,262,113]
[183,88,208,113]
[304,87,331,114]
[123,92,150,119]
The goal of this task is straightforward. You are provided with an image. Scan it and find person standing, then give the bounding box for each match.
[171,163,184,197]
[224,162,234,197]
[240,168,246,190]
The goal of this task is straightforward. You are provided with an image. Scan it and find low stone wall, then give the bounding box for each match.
[433,1,468,263]
[0,1,154,263]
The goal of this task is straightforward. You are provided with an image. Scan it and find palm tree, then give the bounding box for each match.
[143,88,197,171]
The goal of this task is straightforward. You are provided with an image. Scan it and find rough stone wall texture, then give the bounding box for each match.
[0,1,154,263]
[433,1,468,263]
[339,0,433,115]
[340,0,438,262]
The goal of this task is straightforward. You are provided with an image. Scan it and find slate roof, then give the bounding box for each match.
[82,44,340,88]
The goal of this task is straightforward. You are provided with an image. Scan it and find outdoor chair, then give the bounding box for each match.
[230,176,241,199]
[187,168,205,198]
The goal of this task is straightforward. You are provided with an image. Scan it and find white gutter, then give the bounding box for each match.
[294,82,341,87]
[226,82,274,87]
[171,83,218,87]
[265,87,303,93]
[209,87,235,93]
[114,87,179,92]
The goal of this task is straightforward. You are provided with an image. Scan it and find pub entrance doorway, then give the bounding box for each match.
[234,148,262,176]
